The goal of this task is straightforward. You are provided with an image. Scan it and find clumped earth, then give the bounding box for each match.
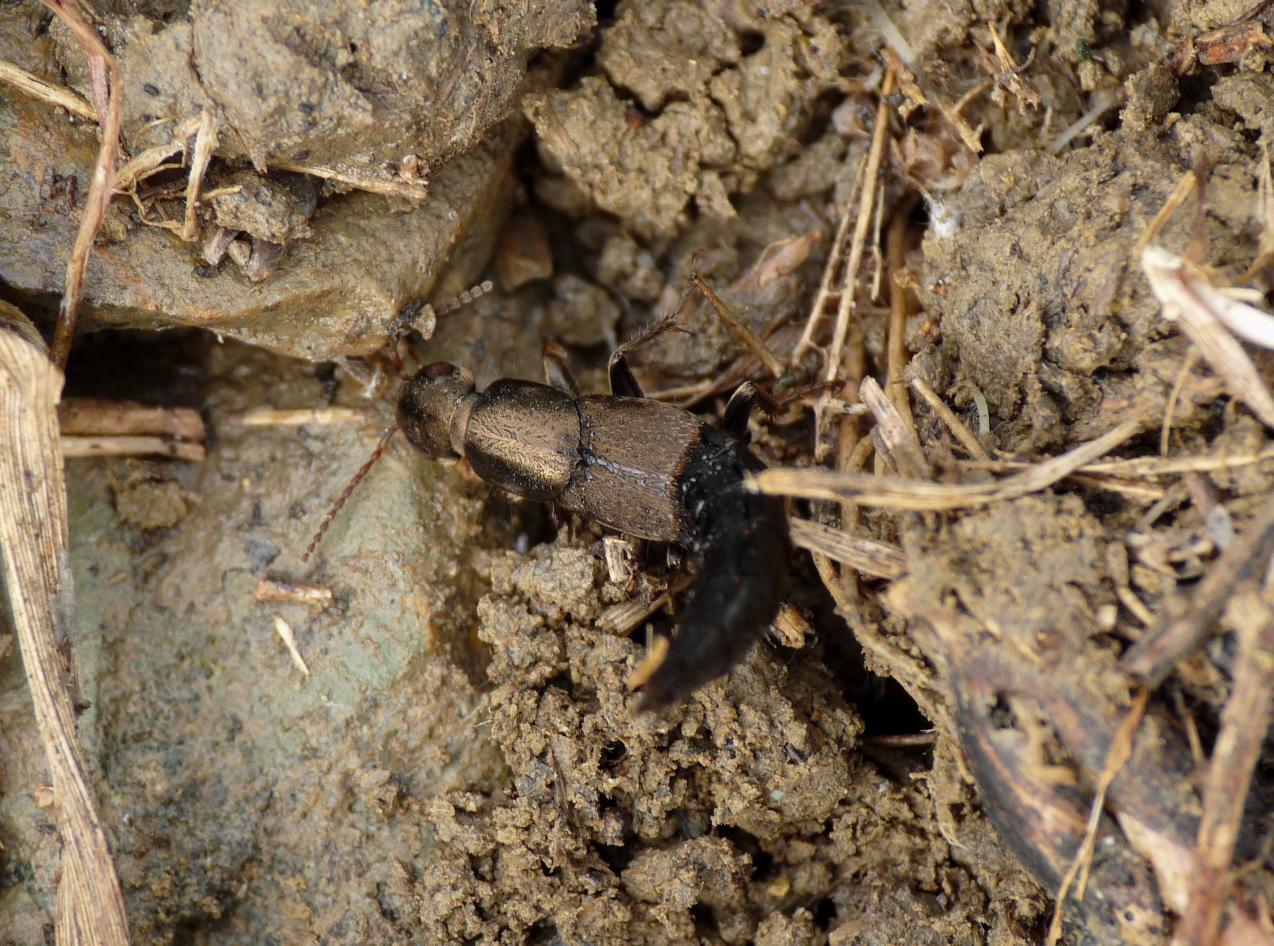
[1,0,1272,944]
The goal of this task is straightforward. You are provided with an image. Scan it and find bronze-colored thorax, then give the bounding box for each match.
[396,350,789,709]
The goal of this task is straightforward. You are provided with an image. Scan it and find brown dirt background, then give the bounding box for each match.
[0,0,1272,944]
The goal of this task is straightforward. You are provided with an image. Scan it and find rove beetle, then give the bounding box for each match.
[395,335,791,711]
[304,286,792,710]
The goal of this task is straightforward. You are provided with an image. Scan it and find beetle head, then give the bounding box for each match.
[396,361,476,460]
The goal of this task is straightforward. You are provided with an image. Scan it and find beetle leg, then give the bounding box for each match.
[722,381,779,440]
[607,291,695,398]
[542,341,581,397]
[607,349,646,399]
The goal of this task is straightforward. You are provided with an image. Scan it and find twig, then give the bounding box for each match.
[751,421,1139,510]
[44,0,122,370]
[911,378,992,461]
[179,110,219,242]
[113,115,201,193]
[825,63,896,388]
[1047,91,1117,154]
[788,518,906,579]
[1176,602,1274,946]
[1135,171,1197,257]
[860,376,929,478]
[59,398,206,440]
[271,158,431,200]
[1144,247,1274,429]
[1161,349,1201,456]
[226,407,371,427]
[599,574,692,637]
[0,59,97,119]
[253,577,334,611]
[885,206,917,435]
[1121,500,1274,686]
[1046,687,1150,945]
[61,435,205,462]
[791,154,864,364]
[959,445,1274,478]
[0,303,130,946]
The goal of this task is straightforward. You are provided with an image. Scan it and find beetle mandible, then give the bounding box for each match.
[395,340,791,710]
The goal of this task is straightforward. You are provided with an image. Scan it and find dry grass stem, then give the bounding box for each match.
[885,209,918,433]
[45,0,123,370]
[0,58,97,119]
[752,421,1139,510]
[859,0,917,63]
[254,577,334,611]
[824,63,896,388]
[1176,603,1274,946]
[911,378,993,461]
[1121,500,1274,686]
[788,518,906,579]
[271,615,311,678]
[180,109,220,242]
[1159,254,1274,349]
[59,397,206,440]
[0,303,131,946]
[1162,349,1202,456]
[1135,171,1198,256]
[600,575,691,637]
[1046,687,1150,946]
[113,116,201,193]
[600,593,668,637]
[962,445,1274,478]
[1064,473,1167,501]
[61,435,206,462]
[984,22,1041,111]
[860,376,929,478]
[792,153,864,364]
[272,158,431,200]
[1142,246,1274,428]
[626,636,670,690]
[228,407,371,427]
[1243,139,1274,280]
[1047,91,1117,154]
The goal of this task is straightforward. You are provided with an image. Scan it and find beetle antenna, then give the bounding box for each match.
[434,279,494,317]
[302,426,399,563]
[390,280,495,377]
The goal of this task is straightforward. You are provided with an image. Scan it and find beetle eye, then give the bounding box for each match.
[423,361,455,380]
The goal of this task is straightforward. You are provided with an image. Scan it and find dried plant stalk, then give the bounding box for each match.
[43,0,123,370]
[1142,246,1274,428]
[271,158,430,200]
[60,435,205,462]
[752,421,1139,510]
[1121,499,1274,686]
[0,58,97,119]
[179,110,220,242]
[1177,600,1274,946]
[788,518,905,579]
[59,397,205,440]
[0,302,130,946]
[227,406,371,427]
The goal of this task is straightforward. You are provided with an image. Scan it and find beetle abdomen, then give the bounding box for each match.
[639,428,790,710]
[560,396,704,542]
